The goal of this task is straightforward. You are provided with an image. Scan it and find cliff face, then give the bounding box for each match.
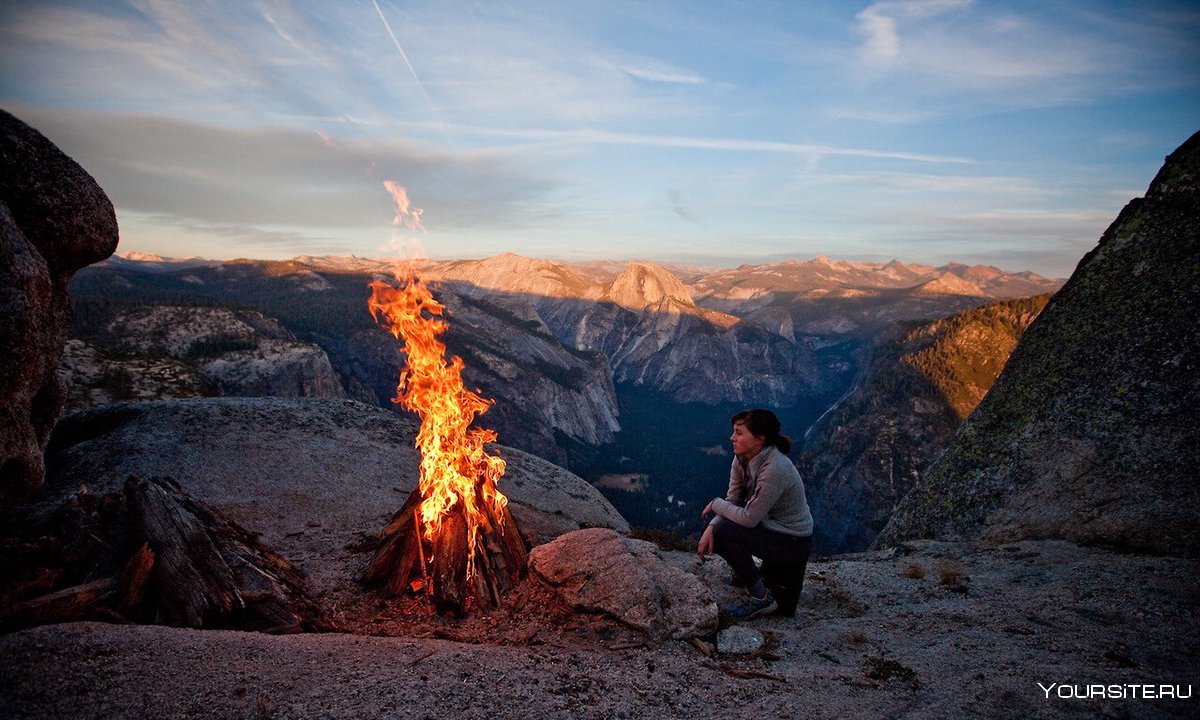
[0,110,118,508]
[60,305,348,411]
[425,256,835,406]
[534,262,825,406]
[878,131,1200,556]
[436,290,621,452]
[801,295,1049,554]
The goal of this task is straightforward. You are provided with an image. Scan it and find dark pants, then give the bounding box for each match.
[712,518,812,616]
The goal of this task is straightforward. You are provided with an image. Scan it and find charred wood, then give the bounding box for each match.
[361,486,527,615]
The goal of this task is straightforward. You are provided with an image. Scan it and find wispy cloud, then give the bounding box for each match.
[16,107,559,232]
[850,0,1200,106]
[801,171,1045,196]
[450,125,971,163]
[621,64,706,85]
[821,106,939,125]
[855,0,973,70]
[369,0,451,141]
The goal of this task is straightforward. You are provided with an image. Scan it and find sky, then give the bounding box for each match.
[1,1,1197,277]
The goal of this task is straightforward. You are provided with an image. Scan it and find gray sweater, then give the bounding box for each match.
[712,445,813,537]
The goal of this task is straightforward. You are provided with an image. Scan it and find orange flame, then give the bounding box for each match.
[368,273,507,582]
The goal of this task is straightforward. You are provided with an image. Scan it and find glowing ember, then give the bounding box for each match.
[367,275,508,581]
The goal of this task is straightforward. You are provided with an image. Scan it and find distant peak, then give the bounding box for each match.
[607,262,693,310]
[120,251,167,262]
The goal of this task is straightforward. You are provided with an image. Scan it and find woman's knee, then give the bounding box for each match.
[709,517,744,547]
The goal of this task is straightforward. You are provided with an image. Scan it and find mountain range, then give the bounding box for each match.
[68,252,1060,463]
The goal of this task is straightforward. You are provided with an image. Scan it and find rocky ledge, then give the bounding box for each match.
[0,538,1195,719]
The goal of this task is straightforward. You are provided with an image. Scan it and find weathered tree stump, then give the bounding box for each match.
[125,476,241,626]
[0,476,330,633]
[361,486,527,615]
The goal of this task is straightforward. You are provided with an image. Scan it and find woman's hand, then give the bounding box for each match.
[701,499,716,518]
[697,525,714,560]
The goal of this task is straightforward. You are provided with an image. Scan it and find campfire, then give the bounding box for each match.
[360,185,526,615]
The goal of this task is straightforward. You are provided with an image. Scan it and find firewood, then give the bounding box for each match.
[0,577,117,629]
[116,542,155,612]
[361,490,423,597]
[124,477,330,632]
[362,485,527,614]
[1,475,327,633]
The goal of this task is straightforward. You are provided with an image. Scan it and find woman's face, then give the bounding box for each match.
[730,421,765,457]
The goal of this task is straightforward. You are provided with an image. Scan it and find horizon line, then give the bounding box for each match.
[110,249,1065,279]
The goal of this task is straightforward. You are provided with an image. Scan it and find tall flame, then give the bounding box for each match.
[368,277,508,581]
[368,184,506,583]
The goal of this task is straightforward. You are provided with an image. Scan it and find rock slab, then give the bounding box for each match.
[41,397,627,593]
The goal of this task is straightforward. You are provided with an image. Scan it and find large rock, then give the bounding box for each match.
[40,397,628,591]
[528,527,716,639]
[0,109,118,508]
[877,132,1200,556]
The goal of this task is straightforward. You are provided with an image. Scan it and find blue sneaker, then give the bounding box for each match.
[721,589,777,620]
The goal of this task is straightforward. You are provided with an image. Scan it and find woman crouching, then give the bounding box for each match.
[698,408,814,618]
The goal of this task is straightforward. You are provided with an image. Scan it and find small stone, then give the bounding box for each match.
[716,626,764,655]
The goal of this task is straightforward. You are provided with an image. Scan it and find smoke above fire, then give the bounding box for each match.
[380,180,426,259]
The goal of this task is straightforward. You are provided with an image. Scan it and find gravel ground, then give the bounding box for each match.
[3,538,1197,720]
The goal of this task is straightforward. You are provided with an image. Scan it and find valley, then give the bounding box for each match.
[63,251,1062,540]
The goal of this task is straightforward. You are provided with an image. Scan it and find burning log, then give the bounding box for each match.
[362,485,526,614]
[361,273,527,614]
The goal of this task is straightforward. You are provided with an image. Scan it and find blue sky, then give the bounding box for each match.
[1,1,1196,276]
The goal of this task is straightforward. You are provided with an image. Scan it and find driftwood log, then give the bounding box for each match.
[0,476,329,633]
[361,486,527,614]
